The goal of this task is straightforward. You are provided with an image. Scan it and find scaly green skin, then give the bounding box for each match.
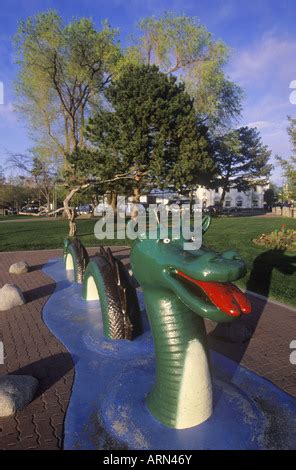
[63,238,89,283]
[82,259,122,339]
[130,220,248,429]
[82,249,142,340]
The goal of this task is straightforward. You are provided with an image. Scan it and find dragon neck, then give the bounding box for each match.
[143,287,213,429]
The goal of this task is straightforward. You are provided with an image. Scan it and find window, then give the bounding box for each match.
[237,188,241,193]
[253,199,259,208]
[225,200,231,207]
[215,188,219,193]
[236,198,243,208]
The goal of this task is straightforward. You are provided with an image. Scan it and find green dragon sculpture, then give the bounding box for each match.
[130,216,251,429]
[82,246,143,340]
[63,238,89,284]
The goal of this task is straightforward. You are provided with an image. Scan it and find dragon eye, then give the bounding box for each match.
[163,238,171,244]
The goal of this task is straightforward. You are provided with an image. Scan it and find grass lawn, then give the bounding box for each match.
[0,215,39,221]
[0,215,295,306]
[204,217,296,306]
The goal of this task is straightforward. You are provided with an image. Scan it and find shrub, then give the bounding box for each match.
[252,224,296,251]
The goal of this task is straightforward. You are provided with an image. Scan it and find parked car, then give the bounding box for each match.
[203,204,219,214]
[168,198,191,206]
[6,207,17,215]
[166,198,199,213]
[75,204,93,215]
[21,205,40,214]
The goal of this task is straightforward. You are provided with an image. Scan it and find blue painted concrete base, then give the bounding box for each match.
[42,258,296,450]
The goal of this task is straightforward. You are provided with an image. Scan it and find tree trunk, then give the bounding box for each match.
[63,188,80,237]
[131,186,141,220]
[220,185,227,207]
[63,183,91,236]
[64,113,70,156]
[63,196,77,237]
[189,187,195,214]
[61,173,130,237]
[46,193,51,213]
[220,170,231,208]
[133,185,141,203]
[111,191,117,211]
[106,192,112,206]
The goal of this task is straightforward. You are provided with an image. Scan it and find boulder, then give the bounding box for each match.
[9,261,29,274]
[0,375,39,417]
[0,284,25,311]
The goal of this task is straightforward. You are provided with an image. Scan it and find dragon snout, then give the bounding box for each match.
[221,250,242,261]
[196,251,242,264]
[190,249,246,282]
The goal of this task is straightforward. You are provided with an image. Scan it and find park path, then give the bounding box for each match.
[0,247,295,449]
[0,218,55,223]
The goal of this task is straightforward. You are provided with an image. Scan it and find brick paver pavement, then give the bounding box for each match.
[0,247,295,450]
[206,295,296,397]
[0,249,72,449]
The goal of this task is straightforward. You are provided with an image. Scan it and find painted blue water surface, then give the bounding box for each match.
[43,258,296,450]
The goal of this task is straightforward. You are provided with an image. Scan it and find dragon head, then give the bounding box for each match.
[130,216,251,323]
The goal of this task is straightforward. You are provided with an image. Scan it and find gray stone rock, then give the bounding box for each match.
[0,284,25,311]
[9,261,29,274]
[0,375,39,417]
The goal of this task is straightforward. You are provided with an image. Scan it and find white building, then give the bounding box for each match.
[195,184,268,209]
[130,184,269,209]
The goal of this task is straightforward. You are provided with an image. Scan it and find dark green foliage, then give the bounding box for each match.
[85,64,215,194]
[264,188,276,208]
[213,126,272,204]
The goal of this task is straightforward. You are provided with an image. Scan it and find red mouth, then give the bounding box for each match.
[176,270,251,317]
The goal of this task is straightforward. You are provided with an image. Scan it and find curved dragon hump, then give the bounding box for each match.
[82,247,142,340]
[63,238,89,284]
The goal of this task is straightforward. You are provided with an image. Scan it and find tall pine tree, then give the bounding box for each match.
[85,64,214,201]
[213,126,272,205]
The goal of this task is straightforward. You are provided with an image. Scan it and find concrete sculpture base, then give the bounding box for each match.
[42,258,296,450]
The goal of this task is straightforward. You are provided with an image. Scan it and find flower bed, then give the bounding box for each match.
[252,225,296,251]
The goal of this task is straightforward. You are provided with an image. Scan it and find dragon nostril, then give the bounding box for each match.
[201,253,219,263]
[222,250,241,261]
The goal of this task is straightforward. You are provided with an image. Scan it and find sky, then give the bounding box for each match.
[0,0,296,184]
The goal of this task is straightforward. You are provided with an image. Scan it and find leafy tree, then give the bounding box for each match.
[14,10,243,234]
[8,152,57,211]
[129,12,243,129]
[280,116,296,202]
[287,116,296,154]
[276,156,296,202]
[213,126,272,206]
[85,64,215,202]
[0,166,5,185]
[14,11,123,234]
[0,176,39,212]
[264,186,277,211]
